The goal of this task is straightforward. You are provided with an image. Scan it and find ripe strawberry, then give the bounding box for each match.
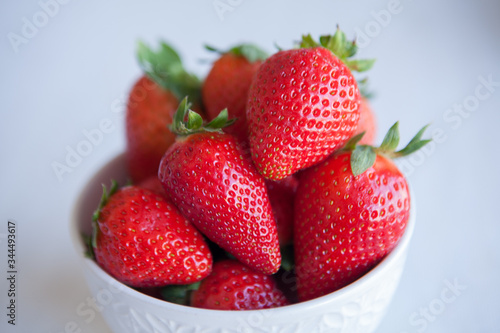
[126,76,178,183]
[190,259,289,310]
[294,123,430,301]
[355,97,377,145]
[138,174,166,196]
[158,98,281,275]
[246,29,375,180]
[265,175,299,246]
[91,182,212,288]
[203,44,267,142]
[126,41,202,183]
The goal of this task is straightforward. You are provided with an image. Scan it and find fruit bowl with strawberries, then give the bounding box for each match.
[71,28,428,333]
[71,151,416,333]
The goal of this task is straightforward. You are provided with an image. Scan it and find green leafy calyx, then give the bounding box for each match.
[280,244,295,272]
[137,40,201,103]
[300,27,376,73]
[160,282,201,305]
[170,97,236,136]
[88,180,119,258]
[344,122,431,176]
[351,145,377,177]
[205,43,268,63]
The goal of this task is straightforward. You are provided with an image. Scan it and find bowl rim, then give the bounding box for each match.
[70,152,416,316]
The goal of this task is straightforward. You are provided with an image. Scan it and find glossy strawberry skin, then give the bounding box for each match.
[246,47,360,180]
[158,132,281,275]
[93,186,212,288]
[294,151,410,301]
[203,53,262,142]
[126,76,179,183]
[265,175,299,246]
[191,260,289,310]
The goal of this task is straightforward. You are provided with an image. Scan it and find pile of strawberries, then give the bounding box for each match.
[88,28,429,310]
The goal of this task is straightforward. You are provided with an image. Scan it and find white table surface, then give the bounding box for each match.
[1,0,499,332]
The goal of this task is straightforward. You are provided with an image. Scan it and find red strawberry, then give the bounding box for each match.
[138,174,166,196]
[126,41,202,183]
[294,123,430,301]
[126,76,178,183]
[158,98,281,275]
[92,182,212,288]
[246,30,375,180]
[203,44,267,142]
[355,97,377,145]
[191,259,289,310]
[265,175,299,246]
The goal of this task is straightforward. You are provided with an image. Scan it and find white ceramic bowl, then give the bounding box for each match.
[70,153,416,333]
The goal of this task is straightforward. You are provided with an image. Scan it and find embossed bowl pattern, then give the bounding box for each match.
[70,153,415,333]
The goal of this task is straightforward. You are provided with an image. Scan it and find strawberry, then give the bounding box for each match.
[91,182,212,288]
[138,174,166,196]
[126,41,202,183]
[265,175,299,246]
[126,76,178,183]
[158,98,281,275]
[203,44,267,142]
[246,29,375,180]
[355,78,377,145]
[355,97,377,145]
[294,123,430,301]
[190,259,289,310]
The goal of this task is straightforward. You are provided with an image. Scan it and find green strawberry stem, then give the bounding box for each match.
[170,97,236,136]
[299,26,376,73]
[344,122,432,176]
[280,244,295,272]
[137,41,202,104]
[82,233,93,259]
[160,282,201,306]
[205,43,268,63]
[88,180,119,259]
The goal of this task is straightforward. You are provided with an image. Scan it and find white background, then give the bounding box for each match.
[1,0,499,332]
